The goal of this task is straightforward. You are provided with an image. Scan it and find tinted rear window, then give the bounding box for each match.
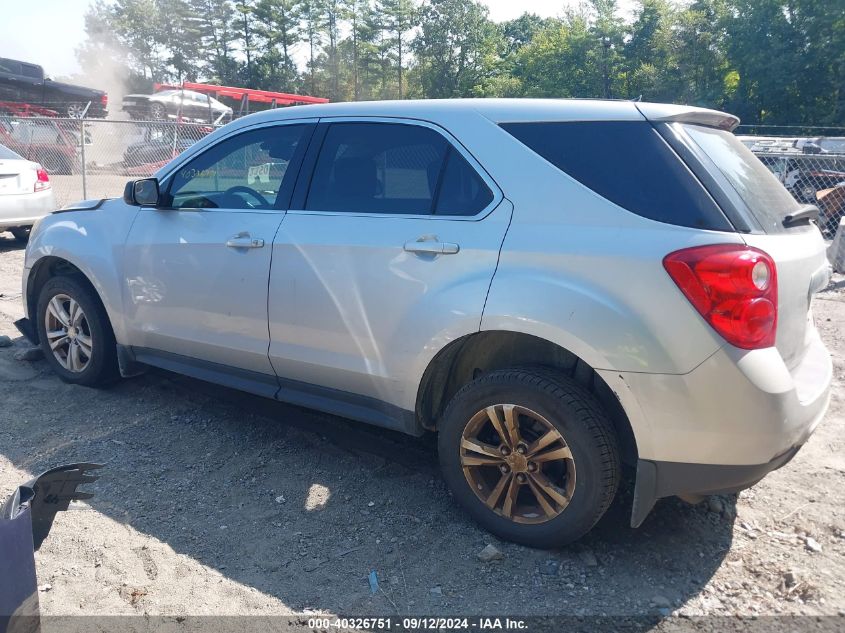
[500,121,731,231]
[20,64,42,79]
[680,124,800,234]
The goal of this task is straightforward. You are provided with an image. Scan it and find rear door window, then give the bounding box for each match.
[20,64,42,79]
[500,121,731,231]
[435,148,494,216]
[305,122,494,216]
[306,122,446,215]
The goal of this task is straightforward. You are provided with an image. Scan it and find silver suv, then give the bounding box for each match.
[16,100,832,547]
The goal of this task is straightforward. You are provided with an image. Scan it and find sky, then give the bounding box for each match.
[1,0,636,80]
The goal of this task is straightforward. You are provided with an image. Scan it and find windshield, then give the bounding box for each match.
[680,123,801,233]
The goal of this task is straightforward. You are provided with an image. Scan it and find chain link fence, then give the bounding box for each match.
[749,149,845,237]
[0,116,213,208]
[2,115,845,237]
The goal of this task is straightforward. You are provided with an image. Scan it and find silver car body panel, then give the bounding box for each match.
[20,99,832,475]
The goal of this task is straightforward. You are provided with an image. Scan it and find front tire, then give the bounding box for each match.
[36,276,119,387]
[438,367,620,548]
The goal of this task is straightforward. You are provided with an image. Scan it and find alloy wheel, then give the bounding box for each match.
[44,293,93,373]
[66,103,86,119]
[460,404,576,524]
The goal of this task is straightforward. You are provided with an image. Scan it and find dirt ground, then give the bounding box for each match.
[1,229,844,622]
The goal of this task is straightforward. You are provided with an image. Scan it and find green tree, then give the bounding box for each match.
[412,0,502,98]
[254,0,303,91]
[502,12,551,56]
[379,0,417,98]
[301,0,326,95]
[187,0,239,84]
[624,0,676,100]
[233,0,259,85]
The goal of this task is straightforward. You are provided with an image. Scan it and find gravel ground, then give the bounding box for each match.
[1,229,844,621]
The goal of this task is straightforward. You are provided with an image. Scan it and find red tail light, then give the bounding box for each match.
[101,93,108,107]
[663,244,778,350]
[34,165,51,192]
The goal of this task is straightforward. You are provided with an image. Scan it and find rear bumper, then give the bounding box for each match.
[599,321,832,527]
[0,190,55,229]
[631,445,801,527]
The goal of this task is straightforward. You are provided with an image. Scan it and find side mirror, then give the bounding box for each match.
[124,178,160,206]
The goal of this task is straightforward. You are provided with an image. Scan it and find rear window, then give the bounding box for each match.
[500,121,731,231]
[679,124,800,233]
[20,64,42,79]
[0,144,23,160]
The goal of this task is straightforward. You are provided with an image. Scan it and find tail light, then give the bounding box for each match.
[663,244,777,350]
[34,166,51,192]
[101,94,108,107]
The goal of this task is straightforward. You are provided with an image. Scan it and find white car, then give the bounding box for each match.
[16,99,833,546]
[0,144,55,241]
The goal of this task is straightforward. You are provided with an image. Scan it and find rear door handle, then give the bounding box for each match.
[226,233,264,249]
[404,240,460,255]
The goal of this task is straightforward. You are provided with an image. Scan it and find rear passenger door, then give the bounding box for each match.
[268,119,512,418]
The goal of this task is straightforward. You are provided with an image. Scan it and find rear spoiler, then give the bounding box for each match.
[636,102,740,132]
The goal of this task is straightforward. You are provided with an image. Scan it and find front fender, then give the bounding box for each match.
[25,204,139,343]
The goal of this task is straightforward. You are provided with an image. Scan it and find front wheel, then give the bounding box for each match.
[438,367,620,548]
[36,276,119,387]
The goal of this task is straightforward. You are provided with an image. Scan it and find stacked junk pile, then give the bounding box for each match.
[740,135,845,273]
[1,82,327,207]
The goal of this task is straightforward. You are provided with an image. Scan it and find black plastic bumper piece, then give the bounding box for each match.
[13,318,37,345]
[1,464,102,633]
[631,445,802,528]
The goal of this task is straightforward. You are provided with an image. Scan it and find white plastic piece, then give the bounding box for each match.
[828,217,845,273]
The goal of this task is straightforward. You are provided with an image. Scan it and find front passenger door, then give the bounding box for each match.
[122,121,314,392]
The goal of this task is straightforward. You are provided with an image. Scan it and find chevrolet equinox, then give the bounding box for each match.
[16,99,833,547]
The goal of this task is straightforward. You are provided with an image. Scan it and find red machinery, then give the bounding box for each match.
[152,82,329,118]
[0,102,61,118]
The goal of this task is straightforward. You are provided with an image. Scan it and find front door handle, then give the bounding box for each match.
[226,233,264,249]
[404,238,460,255]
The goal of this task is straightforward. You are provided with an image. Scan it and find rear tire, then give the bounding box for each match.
[66,102,86,119]
[10,227,31,242]
[438,367,620,548]
[36,276,119,387]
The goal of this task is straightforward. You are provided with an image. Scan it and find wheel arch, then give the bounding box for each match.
[415,330,639,466]
[26,256,114,344]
